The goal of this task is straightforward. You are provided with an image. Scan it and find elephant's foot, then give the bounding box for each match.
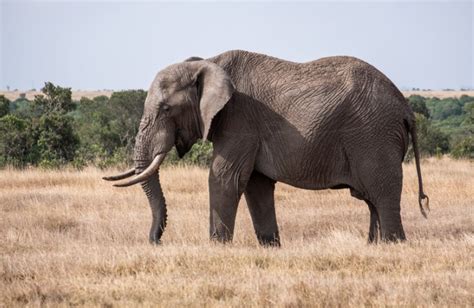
[149,239,162,245]
[210,239,231,246]
[149,226,164,245]
[367,228,379,244]
[210,235,232,244]
[378,206,406,243]
[210,225,234,244]
[257,232,281,247]
[380,229,406,242]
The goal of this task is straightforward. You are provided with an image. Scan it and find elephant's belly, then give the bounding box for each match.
[254,140,350,190]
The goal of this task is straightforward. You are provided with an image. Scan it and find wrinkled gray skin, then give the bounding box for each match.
[104,50,429,246]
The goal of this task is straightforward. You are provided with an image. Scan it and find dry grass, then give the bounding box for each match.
[2,90,474,102]
[0,158,473,306]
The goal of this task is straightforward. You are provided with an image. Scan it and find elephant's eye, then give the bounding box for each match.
[162,104,170,112]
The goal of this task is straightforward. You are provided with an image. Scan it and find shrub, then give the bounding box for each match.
[406,114,450,159]
[107,90,146,156]
[33,82,75,114]
[451,137,474,159]
[73,91,146,167]
[0,95,10,117]
[415,114,450,155]
[0,115,35,167]
[35,113,79,167]
[185,140,213,166]
[408,95,430,119]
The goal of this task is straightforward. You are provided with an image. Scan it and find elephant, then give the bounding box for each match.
[104,50,429,246]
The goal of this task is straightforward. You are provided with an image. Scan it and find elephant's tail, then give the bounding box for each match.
[408,118,430,218]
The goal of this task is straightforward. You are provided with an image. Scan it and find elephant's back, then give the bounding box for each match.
[211,49,413,137]
[211,50,404,96]
[278,56,410,133]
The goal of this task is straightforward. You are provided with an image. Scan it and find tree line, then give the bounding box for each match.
[0,83,472,168]
[407,94,473,159]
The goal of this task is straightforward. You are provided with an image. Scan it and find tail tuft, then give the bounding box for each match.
[419,194,430,219]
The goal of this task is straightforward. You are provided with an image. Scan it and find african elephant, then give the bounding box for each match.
[104,50,429,246]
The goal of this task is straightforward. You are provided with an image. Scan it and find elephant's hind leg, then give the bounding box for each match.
[244,171,280,247]
[377,200,406,242]
[350,188,380,243]
[365,164,406,242]
[366,200,380,243]
[351,150,406,243]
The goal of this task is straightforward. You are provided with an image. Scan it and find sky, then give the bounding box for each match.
[0,0,472,91]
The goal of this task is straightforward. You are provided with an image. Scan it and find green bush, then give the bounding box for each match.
[0,115,35,167]
[72,91,146,167]
[185,140,213,166]
[164,140,213,167]
[35,113,79,168]
[451,136,474,159]
[33,82,75,114]
[462,102,474,125]
[107,90,146,156]
[408,95,430,119]
[10,98,42,119]
[0,95,10,118]
[415,114,450,155]
[406,113,450,160]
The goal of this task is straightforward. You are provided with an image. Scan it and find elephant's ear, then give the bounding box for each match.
[193,62,235,140]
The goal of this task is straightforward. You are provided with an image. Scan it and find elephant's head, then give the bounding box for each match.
[103,59,234,243]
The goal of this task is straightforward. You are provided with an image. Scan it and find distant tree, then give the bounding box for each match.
[33,82,75,114]
[459,95,474,105]
[0,95,10,118]
[107,90,146,156]
[451,136,474,159]
[73,96,119,164]
[10,97,43,119]
[0,115,35,167]
[408,95,430,118]
[427,98,463,121]
[34,113,79,167]
[462,102,474,125]
[414,114,450,156]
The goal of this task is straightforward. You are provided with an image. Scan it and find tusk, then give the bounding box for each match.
[113,154,166,187]
[102,168,136,181]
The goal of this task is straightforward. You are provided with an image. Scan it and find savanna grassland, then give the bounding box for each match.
[1,158,473,306]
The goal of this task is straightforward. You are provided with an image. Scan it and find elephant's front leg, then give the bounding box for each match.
[208,148,257,243]
[244,171,280,247]
[208,168,251,243]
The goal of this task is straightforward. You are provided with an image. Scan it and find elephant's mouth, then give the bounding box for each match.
[103,153,167,187]
[175,129,192,158]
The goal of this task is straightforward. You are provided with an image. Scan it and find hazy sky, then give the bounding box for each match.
[1,0,472,91]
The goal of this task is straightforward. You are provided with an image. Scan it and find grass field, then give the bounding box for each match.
[0,158,473,306]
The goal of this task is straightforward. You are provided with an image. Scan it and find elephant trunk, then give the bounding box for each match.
[103,117,172,243]
[138,164,167,244]
[103,155,168,243]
